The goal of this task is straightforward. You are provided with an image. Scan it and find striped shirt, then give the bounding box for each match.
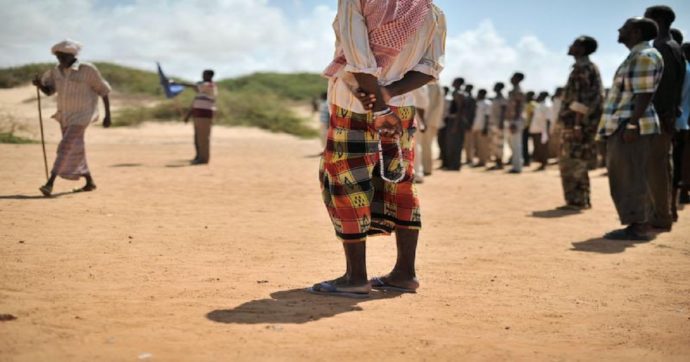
[41,61,111,127]
[192,81,218,111]
[325,1,446,113]
[598,42,664,137]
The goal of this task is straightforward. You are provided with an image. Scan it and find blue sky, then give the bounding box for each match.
[2,0,689,91]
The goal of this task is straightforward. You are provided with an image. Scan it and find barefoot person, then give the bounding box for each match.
[33,40,111,197]
[558,36,604,210]
[598,18,663,241]
[312,0,446,297]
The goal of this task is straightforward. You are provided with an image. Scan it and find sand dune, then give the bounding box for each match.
[1,85,689,361]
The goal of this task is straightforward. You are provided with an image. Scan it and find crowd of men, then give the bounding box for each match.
[411,5,689,241]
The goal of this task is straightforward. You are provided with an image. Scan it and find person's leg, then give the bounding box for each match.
[337,241,368,286]
[672,131,684,221]
[376,228,419,290]
[510,131,522,172]
[193,118,200,162]
[437,126,446,163]
[464,130,475,165]
[606,134,653,233]
[648,133,673,229]
[476,131,489,166]
[194,118,211,163]
[522,128,531,166]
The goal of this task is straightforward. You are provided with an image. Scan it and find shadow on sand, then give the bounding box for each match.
[0,191,75,200]
[531,208,581,218]
[570,236,652,254]
[207,288,406,325]
[110,163,143,168]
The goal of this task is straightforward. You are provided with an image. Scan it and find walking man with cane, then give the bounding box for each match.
[33,39,111,197]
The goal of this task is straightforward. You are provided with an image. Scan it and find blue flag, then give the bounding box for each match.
[157,62,185,99]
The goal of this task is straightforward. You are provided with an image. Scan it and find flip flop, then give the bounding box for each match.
[307,281,370,299]
[370,276,417,294]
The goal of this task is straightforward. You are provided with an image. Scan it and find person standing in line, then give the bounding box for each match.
[506,72,526,174]
[470,89,492,167]
[673,42,690,213]
[33,40,112,197]
[548,87,565,161]
[421,83,445,176]
[444,77,466,170]
[487,82,507,170]
[463,84,477,165]
[411,85,430,183]
[644,5,685,232]
[558,36,604,210]
[521,91,536,168]
[529,91,551,171]
[437,86,451,166]
[598,17,663,241]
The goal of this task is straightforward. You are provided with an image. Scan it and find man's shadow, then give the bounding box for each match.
[570,237,652,254]
[531,208,581,218]
[0,191,74,200]
[207,288,405,325]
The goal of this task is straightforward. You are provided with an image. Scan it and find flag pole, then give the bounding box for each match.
[36,87,49,181]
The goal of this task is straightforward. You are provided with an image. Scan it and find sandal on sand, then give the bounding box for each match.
[73,184,97,193]
[370,276,417,293]
[307,281,370,299]
[39,185,52,197]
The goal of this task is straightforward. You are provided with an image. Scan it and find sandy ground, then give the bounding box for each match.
[1,85,689,361]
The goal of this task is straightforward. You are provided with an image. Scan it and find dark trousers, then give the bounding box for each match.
[444,119,465,170]
[648,132,673,228]
[438,126,447,163]
[673,130,689,188]
[531,133,548,165]
[607,132,654,225]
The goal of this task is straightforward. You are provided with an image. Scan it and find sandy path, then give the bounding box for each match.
[1,85,689,361]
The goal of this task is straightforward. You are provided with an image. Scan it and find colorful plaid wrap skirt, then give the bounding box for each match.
[319,105,421,243]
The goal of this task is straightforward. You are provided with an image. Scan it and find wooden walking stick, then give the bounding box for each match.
[36,87,49,181]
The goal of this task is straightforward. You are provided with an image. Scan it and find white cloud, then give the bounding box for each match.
[0,1,626,91]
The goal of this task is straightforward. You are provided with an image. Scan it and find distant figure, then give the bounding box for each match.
[645,5,686,230]
[487,82,507,170]
[506,72,526,173]
[444,77,466,170]
[421,83,445,176]
[558,36,603,210]
[33,40,111,197]
[470,89,492,167]
[437,86,451,166]
[678,43,690,207]
[670,28,683,44]
[173,69,217,165]
[318,92,330,151]
[598,17,663,241]
[411,85,429,183]
[529,91,551,171]
[548,87,565,160]
[522,90,536,168]
[463,84,477,165]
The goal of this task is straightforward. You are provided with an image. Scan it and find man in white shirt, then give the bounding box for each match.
[529,91,551,171]
[470,89,492,167]
[33,40,111,197]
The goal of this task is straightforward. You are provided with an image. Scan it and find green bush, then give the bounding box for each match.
[0,132,37,144]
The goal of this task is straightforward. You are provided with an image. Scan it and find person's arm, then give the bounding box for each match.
[102,95,111,128]
[482,106,490,136]
[170,80,198,89]
[417,108,427,132]
[499,103,506,130]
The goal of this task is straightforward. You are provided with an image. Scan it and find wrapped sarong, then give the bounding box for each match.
[52,125,89,180]
[319,105,421,243]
